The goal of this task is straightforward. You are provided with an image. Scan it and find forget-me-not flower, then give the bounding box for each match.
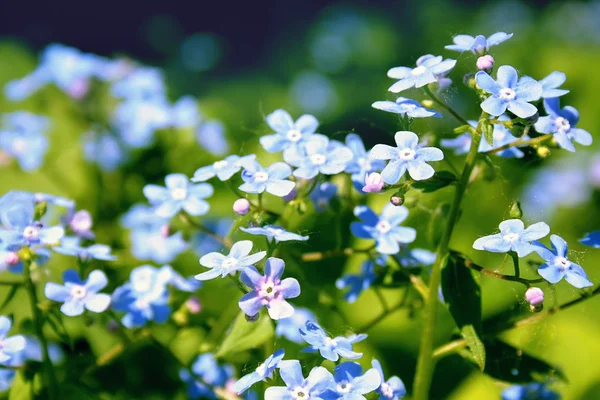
[231,349,285,394]
[580,231,600,248]
[241,225,308,243]
[321,362,381,400]
[83,131,126,172]
[260,109,320,158]
[351,204,416,255]
[502,382,559,400]
[473,219,550,257]
[539,71,569,99]
[45,269,112,316]
[0,197,64,248]
[239,160,296,197]
[336,260,377,303]
[285,135,354,180]
[192,154,256,182]
[0,317,25,363]
[370,131,444,183]
[372,359,406,400]
[372,97,440,118]
[113,98,172,148]
[264,360,333,400]
[170,96,201,128]
[192,353,235,387]
[0,112,50,171]
[344,133,386,190]
[196,120,230,156]
[445,32,513,54]
[239,257,300,320]
[310,182,338,213]
[476,66,542,118]
[534,98,592,152]
[195,240,266,281]
[396,247,436,268]
[300,321,366,362]
[54,236,116,261]
[387,55,456,93]
[533,234,593,288]
[276,307,317,344]
[143,173,213,218]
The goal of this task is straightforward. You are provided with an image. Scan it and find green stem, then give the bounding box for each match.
[509,251,520,279]
[483,132,552,155]
[462,254,543,287]
[23,260,60,399]
[412,113,486,400]
[423,86,471,127]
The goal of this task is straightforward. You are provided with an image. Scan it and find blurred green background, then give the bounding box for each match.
[1,0,600,399]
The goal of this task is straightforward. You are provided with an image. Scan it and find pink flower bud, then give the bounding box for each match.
[185,296,202,314]
[362,172,384,193]
[4,252,19,266]
[70,210,93,234]
[525,287,544,306]
[476,55,494,72]
[233,198,251,215]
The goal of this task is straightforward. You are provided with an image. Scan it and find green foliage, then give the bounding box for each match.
[216,312,274,358]
[412,171,457,193]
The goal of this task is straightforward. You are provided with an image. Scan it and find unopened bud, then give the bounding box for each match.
[476,55,494,72]
[70,210,93,234]
[185,296,202,314]
[537,146,551,158]
[4,252,19,267]
[362,173,384,193]
[508,200,523,219]
[245,313,259,322]
[525,287,544,312]
[390,194,404,206]
[233,198,251,215]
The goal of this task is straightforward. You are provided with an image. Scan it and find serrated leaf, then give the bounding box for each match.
[483,120,494,146]
[216,311,274,358]
[428,203,450,247]
[8,371,32,400]
[442,253,486,370]
[0,285,20,312]
[412,171,457,193]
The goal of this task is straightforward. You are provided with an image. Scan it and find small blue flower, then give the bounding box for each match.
[112,98,172,148]
[239,160,296,197]
[239,257,301,320]
[143,173,213,218]
[502,382,559,400]
[196,121,230,156]
[321,362,381,400]
[170,96,201,128]
[396,247,436,268]
[192,353,235,386]
[231,349,285,394]
[372,359,406,400]
[111,67,166,100]
[196,240,266,281]
[179,369,216,399]
[534,98,592,152]
[580,231,600,248]
[275,307,317,344]
[351,204,416,255]
[45,269,111,316]
[285,135,354,180]
[473,219,550,257]
[241,225,308,243]
[370,131,444,183]
[83,131,126,172]
[387,55,456,93]
[0,317,25,363]
[0,112,50,171]
[372,97,440,118]
[300,321,366,362]
[533,234,593,288]
[445,32,513,54]
[343,134,386,190]
[336,260,376,303]
[54,236,116,261]
[264,360,334,400]
[260,109,320,159]
[134,229,188,263]
[476,66,542,118]
[193,218,232,255]
[539,71,569,99]
[192,154,256,182]
[310,182,338,213]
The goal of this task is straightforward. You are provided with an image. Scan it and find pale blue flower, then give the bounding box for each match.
[473,219,550,257]
[192,154,256,182]
[113,98,172,148]
[321,362,381,400]
[351,204,416,255]
[310,182,338,213]
[387,55,456,93]
[336,260,376,303]
[397,247,436,268]
[539,71,569,99]
[276,307,317,344]
[239,160,295,197]
[241,225,308,243]
[179,369,216,399]
[260,109,320,158]
[143,173,213,218]
[171,96,201,128]
[111,67,166,100]
[580,231,600,248]
[0,317,25,363]
[476,66,542,118]
[534,235,593,288]
[445,32,513,54]
[502,383,559,400]
[231,349,285,394]
[54,236,116,261]
[535,98,592,152]
[372,359,406,400]
[264,360,334,400]
[371,97,440,118]
[300,321,366,361]
[285,135,354,180]
[344,133,386,190]
[196,121,229,156]
[0,112,50,171]
[83,131,126,171]
[370,131,444,183]
[45,269,111,316]
[191,353,235,387]
[195,240,266,281]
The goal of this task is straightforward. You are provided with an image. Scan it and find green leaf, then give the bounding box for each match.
[482,120,494,146]
[61,384,101,400]
[9,371,32,400]
[428,203,450,247]
[412,171,457,193]
[0,284,20,312]
[483,339,567,383]
[216,311,274,358]
[441,253,486,371]
[453,124,472,134]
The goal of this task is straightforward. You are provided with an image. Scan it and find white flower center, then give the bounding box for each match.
[254,171,269,183]
[269,228,284,236]
[412,66,427,76]
[134,297,149,309]
[70,285,87,300]
[255,362,267,376]
[554,117,571,133]
[381,382,394,398]
[287,129,303,142]
[221,257,239,272]
[259,280,278,299]
[358,157,372,171]
[171,188,187,200]
[23,226,40,241]
[12,138,27,154]
[398,148,416,161]
[376,220,392,234]
[337,382,352,394]
[403,103,417,111]
[503,233,520,243]
[291,387,308,399]
[310,154,327,166]
[498,88,516,101]
[213,160,228,170]
[324,337,338,347]
[134,272,153,293]
[555,256,571,270]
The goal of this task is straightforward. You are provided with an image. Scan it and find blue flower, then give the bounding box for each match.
[476,66,542,118]
[502,382,559,400]
[372,359,406,400]
[241,225,309,243]
[387,55,456,93]
[54,236,116,261]
[275,307,317,344]
[170,96,201,128]
[372,97,440,118]
[193,218,232,255]
[239,257,301,320]
[134,228,188,263]
[45,269,111,316]
[83,131,126,172]
[0,317,25,363]
[533,234,593,288]
[397,247,436,268]
[300,321,366,362]
[539,71,569,99]
[239,160,296,197]
[321,362,381,400]
[144,173,213,218]
[231,349,285,394]
[285,135,354,180]
[192,353,235,387]
[370,131,444,183]
[111,67,166,100]
[264,360,334,400]
[0,112,50,171]
[473,219,550,257]
[445,32,513,54]
[260,109,320,158]
[192,154,256,182]
[351,204,416,255]
[580,231,600,248]
[179,369,216,399]
[534,98,592,152]
[343,134,386,190]
[113,98,172,148]
[336,260,377,303]
[196,240,266,281]
[196,121,230,156]
[310,182,338,213]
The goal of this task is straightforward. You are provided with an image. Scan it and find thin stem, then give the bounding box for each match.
[23,260,60,399]
[373,287,389,313]
[423,86,471,127]
[509,251,520,279]
[412,112,486,400]
[483,132,552,155]
[433,340,468,359]
[462,255,543,287]
[301,245,375,262]
[179,212,232,248]
[359,300,407,332]
[389,255,429,300]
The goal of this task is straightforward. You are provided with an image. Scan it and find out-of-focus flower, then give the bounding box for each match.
[144,173,213,218]
[276,307,317,343]
[336,260,377,303]
[197,121,230,156]
[0,317,25,363]
[501,382,559,400]
[580,231,600,248]
[310,182,337,213]
[192,154,256,182]
[83,131,126,172]
[54,236,115,261]
[285,135,353,180]
[0,112,50,171]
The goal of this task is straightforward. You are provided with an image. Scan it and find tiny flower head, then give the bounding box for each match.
[241,225,308,243]
[445,32,513,55]
[473,219,550,257]
[300,321,365,362]
[233,198,251,215]
[143,173,213,218]
[534,98,592,152]
[264,360,334,400]
[336,260,377,303]
[239,160,296,197]
[476,55,494,72]
[0,317,25,363]
[321,362,381,400]
[45,269,111,316]
[372,359,406,400]
[285,135,353,180]
[362,172,384,193]
[196,240,266,281]
[231,349,285,394]
[310,182,337,213]
[533,234,593,289]
[525,287,544,307]
[387,55,456,93]
[192,154,256,182]
[372,97,440,118]
[261,109,320,158]
[351,204,416,255]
